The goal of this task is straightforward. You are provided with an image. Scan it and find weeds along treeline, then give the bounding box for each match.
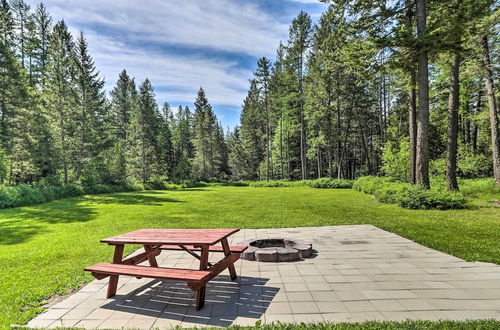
[0,1,499,192]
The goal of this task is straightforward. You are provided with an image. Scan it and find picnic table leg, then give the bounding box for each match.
[195,246,209,310]
[221,238,237,280]
[144,245,159,267]
[106,244,124,298]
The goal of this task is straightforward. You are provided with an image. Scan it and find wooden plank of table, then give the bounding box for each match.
[86,263,212,281]
[101,228,240,246]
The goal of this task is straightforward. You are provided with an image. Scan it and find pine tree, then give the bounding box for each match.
[128,79,161,184]
[0,38,36,183]
[158,102,174,179]
[288,11,312,180]
[227,126,245,180]
[43,20,76,184]
[240,80,263,179]
[32,3,51,86]
[109,70,136,183]
[172,105,193,181]
[73,31,108,183]
[254,57,273,180]
[10,0,30,68]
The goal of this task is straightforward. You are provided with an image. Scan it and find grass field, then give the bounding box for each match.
[0,186,499,328]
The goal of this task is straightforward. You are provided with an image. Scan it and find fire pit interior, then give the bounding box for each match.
[241,238,313,262]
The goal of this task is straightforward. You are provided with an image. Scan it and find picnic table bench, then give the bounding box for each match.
[84,228,246,310]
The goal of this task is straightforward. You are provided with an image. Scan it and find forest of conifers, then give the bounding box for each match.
[0,0,499,190]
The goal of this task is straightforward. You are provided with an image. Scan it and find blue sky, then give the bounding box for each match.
[27,0,327,128]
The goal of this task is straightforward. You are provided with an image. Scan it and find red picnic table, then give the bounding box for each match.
[84,228,247,310]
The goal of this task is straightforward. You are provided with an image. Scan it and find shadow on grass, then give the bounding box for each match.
[84,192,185,206]
[0,191,187,245]
[0,198,97,245]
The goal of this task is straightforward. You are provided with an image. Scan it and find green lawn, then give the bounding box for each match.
[0,186,499,328]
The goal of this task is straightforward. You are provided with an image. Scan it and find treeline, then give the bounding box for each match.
[1,0,499,190]
[234,0,500,190]
[0,0,228,186]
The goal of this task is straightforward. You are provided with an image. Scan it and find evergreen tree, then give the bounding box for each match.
[172,105,193,181]
[287,11,312,180]
[0,0,14,46]
[128,79,161,184]
[227,126,245,180]
[73,31,108,183]
[0,38,35,183]
[32,3,51,86]
[158,102,174,178]
[109,70,136,183]
[43,20,76,184]
[254,57,273,179]
[240,80,263,179]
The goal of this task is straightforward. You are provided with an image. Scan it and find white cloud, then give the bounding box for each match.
[33,0,290,58]
[84,31,251,107]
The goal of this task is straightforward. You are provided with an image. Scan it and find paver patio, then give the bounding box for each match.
[25,225,500,328]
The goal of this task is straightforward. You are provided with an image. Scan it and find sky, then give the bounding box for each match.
[26,0,328,129]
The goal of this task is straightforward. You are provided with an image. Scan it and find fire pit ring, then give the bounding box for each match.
[239,238,313,262]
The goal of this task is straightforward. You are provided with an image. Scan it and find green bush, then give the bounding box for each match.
[306,178,353,189]
[458,178,500,196]
[381,141,410,182]
[429,148,491,179]
[352,176,393,194]
[430,158,446,178]
[398,186,468,210]
[372,182,408,204]
[458,150,492,178]
[353,176,469,210]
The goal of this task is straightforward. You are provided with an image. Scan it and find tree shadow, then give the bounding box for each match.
[0,198,97,245]
[84,193,185,206]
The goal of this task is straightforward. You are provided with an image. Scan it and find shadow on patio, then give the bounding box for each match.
[100,275,279,326]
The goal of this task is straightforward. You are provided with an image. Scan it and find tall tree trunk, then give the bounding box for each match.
[472,89,482,153]
[409,70,417,184]
[299,52,307,180]
[481,35,500,186]
[280,110,284,179]
[446,54,460,191]
[317,145,322,179]
[336,82,342,179]
[415,0,430,188]
[327,110,333,178]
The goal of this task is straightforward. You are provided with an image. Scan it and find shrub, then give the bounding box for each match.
[306,178,353,189]
[352,176,392,194]
[372,182,408,204]
[381,141,410,182]
[398,186,468,210]
[353,176,469,210]
[430,158,446,178]
[458,178,500,196]
[458,150,491,178]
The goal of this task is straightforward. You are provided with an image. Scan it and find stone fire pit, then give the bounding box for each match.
[240,238,313,262]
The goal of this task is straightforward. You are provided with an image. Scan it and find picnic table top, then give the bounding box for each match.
[100,228,240,246]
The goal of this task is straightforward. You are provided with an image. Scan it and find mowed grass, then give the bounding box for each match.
[0,186,499,328]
